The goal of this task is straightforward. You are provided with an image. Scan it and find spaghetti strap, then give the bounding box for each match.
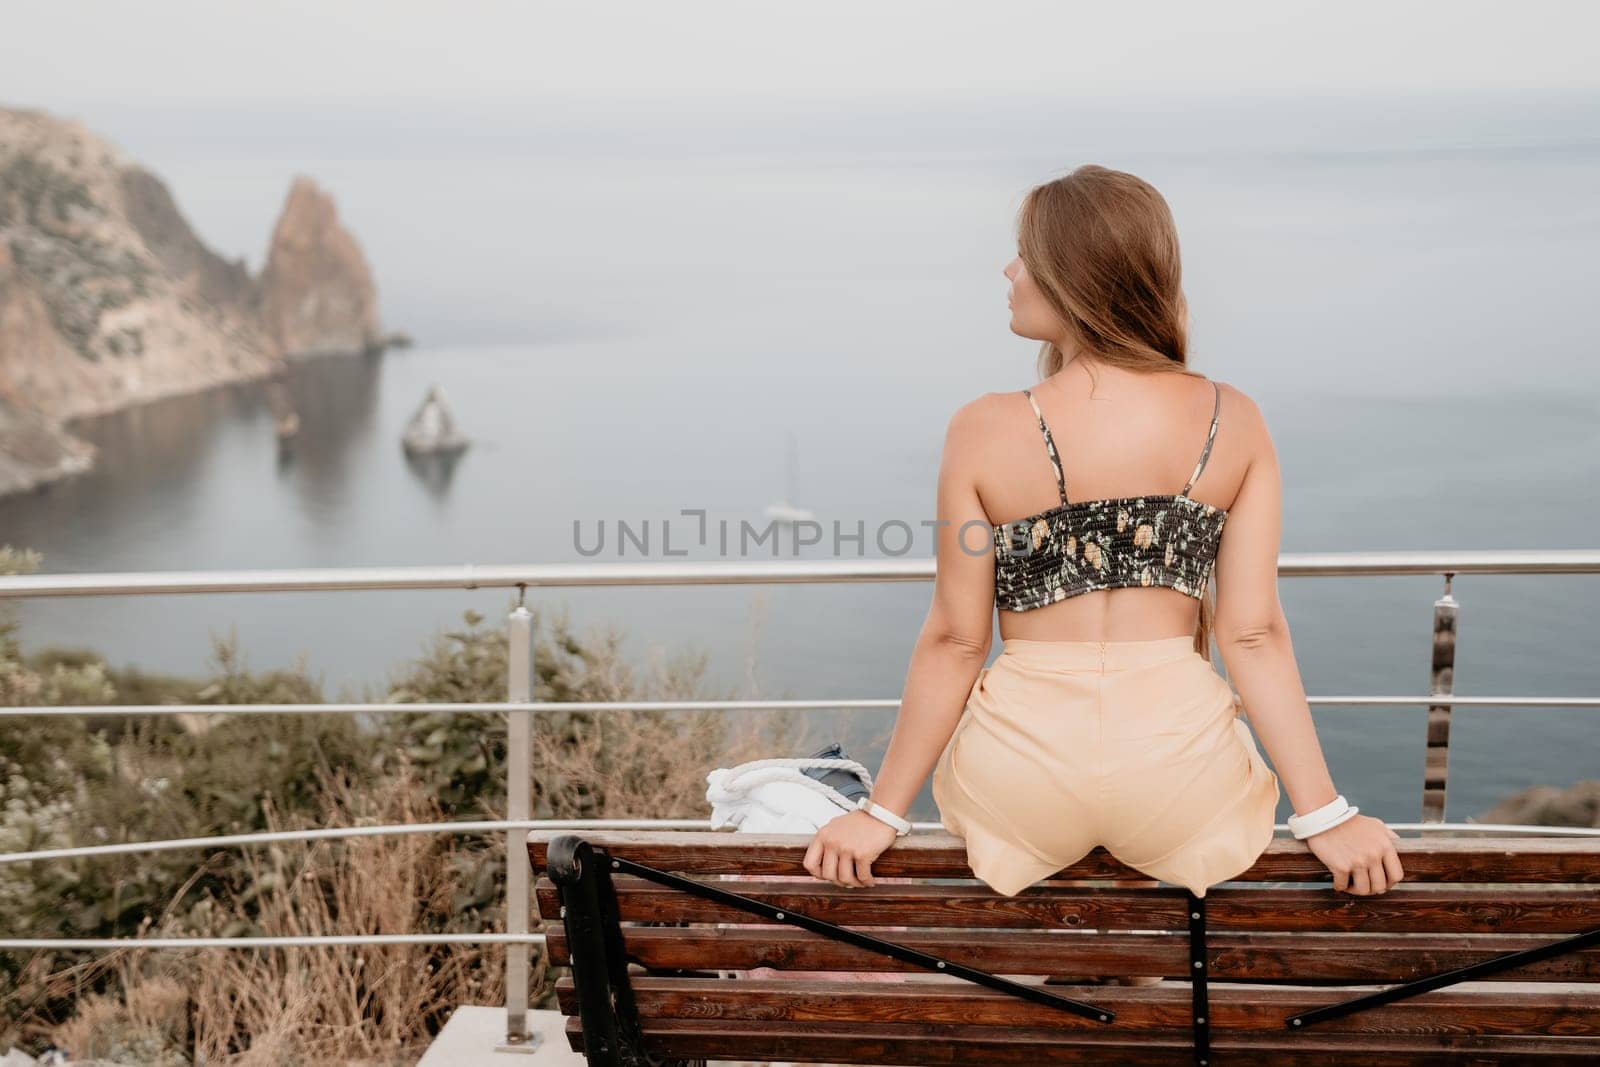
[1180,380,1222,496]
[1022,388,1069,506]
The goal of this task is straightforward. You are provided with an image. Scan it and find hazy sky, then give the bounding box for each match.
[5,0,1599,112]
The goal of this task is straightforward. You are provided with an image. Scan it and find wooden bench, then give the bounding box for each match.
[529,829,1600,1066]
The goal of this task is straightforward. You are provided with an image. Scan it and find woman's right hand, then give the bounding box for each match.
[1302,813,1405,895]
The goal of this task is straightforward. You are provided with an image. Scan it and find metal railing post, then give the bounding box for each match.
[501,593,538,1052]
[1423,573,1459,822]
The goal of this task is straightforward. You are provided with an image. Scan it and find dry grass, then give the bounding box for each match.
[47,974,190,1066]
[33,659,810,1063]
[40,764,498,1064]
[183,767,501,1064]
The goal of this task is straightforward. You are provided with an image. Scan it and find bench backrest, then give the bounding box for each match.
[530,829,1600,1066]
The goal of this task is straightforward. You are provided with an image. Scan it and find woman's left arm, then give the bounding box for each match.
[803,396,998,888]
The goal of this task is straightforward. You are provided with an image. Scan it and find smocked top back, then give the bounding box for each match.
[991,378,1227,612]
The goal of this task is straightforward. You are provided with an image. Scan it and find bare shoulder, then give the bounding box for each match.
[938,390,1013,471]
[944,389,1014,442]
[1211,378,1270,448]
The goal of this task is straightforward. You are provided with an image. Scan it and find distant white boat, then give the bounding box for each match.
[763,431,814,524]
[763,500,816,524]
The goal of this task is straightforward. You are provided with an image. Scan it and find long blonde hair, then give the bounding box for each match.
[1016,164,1217,658]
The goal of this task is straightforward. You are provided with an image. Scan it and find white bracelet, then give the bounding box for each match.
[1287,793,1347,834]
[856,796,912,836]
[1287,794,1359,839]
[1287,794,1356,838]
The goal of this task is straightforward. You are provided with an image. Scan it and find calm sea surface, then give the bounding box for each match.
[2,94,1597,824]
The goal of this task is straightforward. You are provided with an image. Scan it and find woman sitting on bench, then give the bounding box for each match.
[803,164,1404,915]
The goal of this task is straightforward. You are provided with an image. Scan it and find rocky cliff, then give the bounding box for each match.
[0,105,393,497]
[1479,778,1600,828]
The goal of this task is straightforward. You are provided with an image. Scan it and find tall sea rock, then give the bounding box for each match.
[257,177,384,359]
[0,105,394,497]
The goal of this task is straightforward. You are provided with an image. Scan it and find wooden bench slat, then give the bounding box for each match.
[554,976,1600,1036]
[536,876,1600,934]
[529,830,1600,884]
[562,1014,1600,1066]
[542,924,1600,981]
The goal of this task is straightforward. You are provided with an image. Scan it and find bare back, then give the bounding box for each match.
[976,360,1249,643]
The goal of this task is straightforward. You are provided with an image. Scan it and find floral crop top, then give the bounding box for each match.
[992,380,1227,612]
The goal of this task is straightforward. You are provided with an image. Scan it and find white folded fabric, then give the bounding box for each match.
[705,757,873,834]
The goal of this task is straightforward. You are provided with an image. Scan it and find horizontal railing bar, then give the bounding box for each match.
[0,698,899,718]
[1298,696,1600,707]
[0,560,932,598]
[1380,823,1600,836]
[4,693,1598,719]
[1271,549,1600,576]
[0,933,548,950]
[0,819,708,865]
[2,550,1598,599]
[5,819,1597,868]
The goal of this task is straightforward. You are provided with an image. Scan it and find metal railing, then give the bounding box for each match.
[2,549,1597,1050]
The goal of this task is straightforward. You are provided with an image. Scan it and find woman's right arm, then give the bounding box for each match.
[1211,385,1404,896]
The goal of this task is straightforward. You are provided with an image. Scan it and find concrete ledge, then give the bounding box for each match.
[417,1007,585,1066]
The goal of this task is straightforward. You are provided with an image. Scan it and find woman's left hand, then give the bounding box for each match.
[803,809,901,888]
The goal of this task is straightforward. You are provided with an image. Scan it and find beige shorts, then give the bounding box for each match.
[932,635,1280,898]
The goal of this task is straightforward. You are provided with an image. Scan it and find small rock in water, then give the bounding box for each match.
[402,384,470,455]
